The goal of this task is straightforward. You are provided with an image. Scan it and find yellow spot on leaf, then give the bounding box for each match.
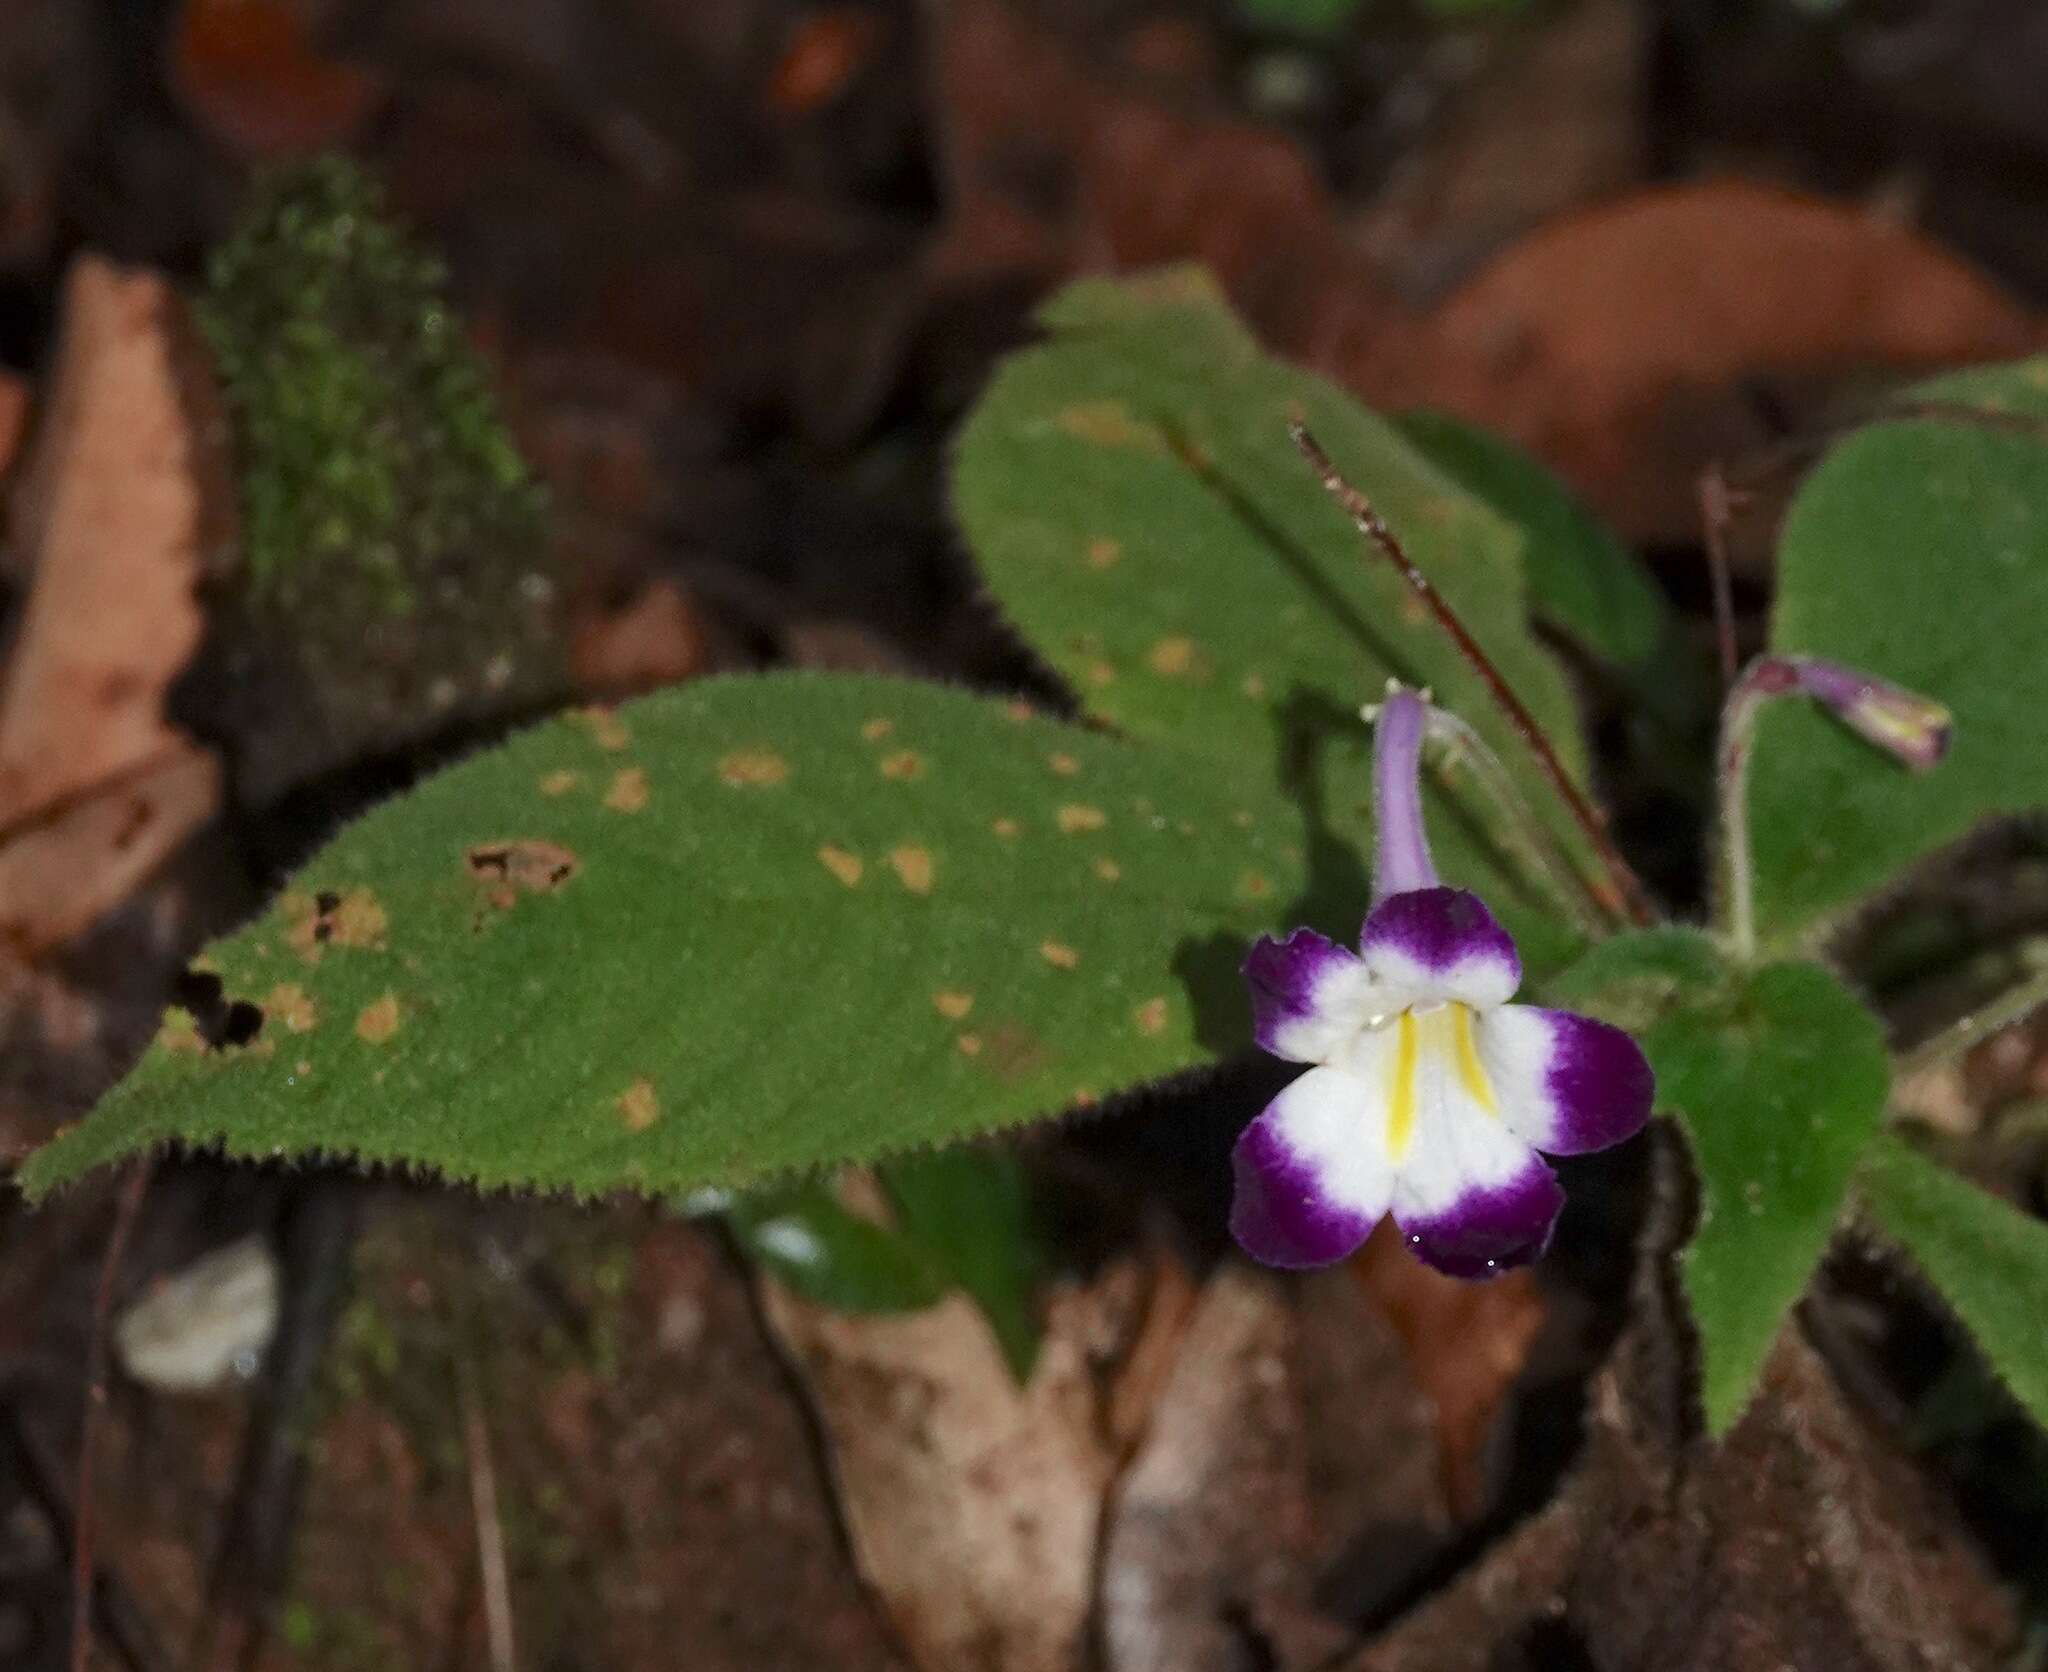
[158,1010,206,1055]
[618,1078,661,1132]
[1241,673,1268,700]
[604,767,651,813]
[719,749,789,787]
[1092,857,1121,883]
[1240,871,1272,898]
[1072,1088,1098,1110]
[1085,537,1122,569]
[879,750,924,781]
[889,845,935,895]
[1147,636,1200,678]
[1005,701,1034,724]
[539,770,580,797]
[1057,804,1107,834]
[818,846,863,887]
[355,994,402,1044]
[957,1033,984,1057]
[1084,660,1116,687]
[1040,941,1080,970]
[1057,400,1164,452]
[1135,997,1169,1036]
[1231,810,1254,829]
[861,717,895,741]
[1047,752,1080,777]
[933,990,974,1020]
[263,983,317,1033]
[577,707,630,750]
[991,818,1021,839]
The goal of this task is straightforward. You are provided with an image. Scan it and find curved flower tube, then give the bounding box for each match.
[1230,689,1655,1277]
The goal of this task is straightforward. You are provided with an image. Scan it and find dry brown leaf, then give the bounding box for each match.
[760,1257,1167,1672]
[928,1,2040,540]
[1101,1267,1316,1672]
[1383,179,2041,537]
[168,0,386,159]
[0,255,228,951]
[569,576,712,697]
[1351,1220,1547,1521]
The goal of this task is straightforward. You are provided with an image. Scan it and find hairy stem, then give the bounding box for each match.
[1289,418,1655,928]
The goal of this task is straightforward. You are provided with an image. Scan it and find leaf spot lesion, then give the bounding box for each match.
[818,846,864,887]
[467,840,581,911]
[888,845,935,895]
[719,749,790,787]
[355,994,402,1044]
[604,767,650,813]
[285,888,389,962]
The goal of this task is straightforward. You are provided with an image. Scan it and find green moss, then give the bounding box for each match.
[197,155,544,615]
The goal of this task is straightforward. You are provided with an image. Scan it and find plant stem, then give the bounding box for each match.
[1899,948,2048,1080]
[1289,418,1656,928]
[1420,705,1613,937]
[1715,657,1800,961]
[1698,464,1741,686]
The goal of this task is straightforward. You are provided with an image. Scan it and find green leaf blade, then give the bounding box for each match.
[21,673,1314,1201]
[1753,375,2048,942]
[1859,1132,2048,1430]
[1642,960,1891,1433]
[953,277,1596,975]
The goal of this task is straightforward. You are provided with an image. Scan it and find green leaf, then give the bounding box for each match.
[1751,370,2048,941]
[954,276,1597,972]
[1858,1132,2048,1430]
[19,673,1313,1201]
[1390,409,1668,668]
[729,1180,951,1313]
[1539,925,1728,1034]
[1642,961,1890,1433]
[883,1147,1043,1380]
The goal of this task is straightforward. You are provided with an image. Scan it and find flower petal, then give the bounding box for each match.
[1230,1063,1393,1268]
[1359,887,1520,1012]
[1475,1004,1656,1156]
[1390,1088,1561,1279]
[1244,928,1373,1063]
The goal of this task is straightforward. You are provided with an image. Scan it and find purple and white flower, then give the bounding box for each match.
[1230,688,1654,1277]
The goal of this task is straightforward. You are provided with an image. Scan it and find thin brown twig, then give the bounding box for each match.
[1698,463,1741,686]
[459,1356,517,1672]
[1288,418,1656,928]
[72,1158,154,1672]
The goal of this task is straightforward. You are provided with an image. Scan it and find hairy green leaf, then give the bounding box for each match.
[1539,926,1728,1033]
[954,274,1598,972]
[1859,1131,2048,1430]
[1390,409,1668,668]
[20,674,1314,1200]
[1752,369,2048,942]
[1643,960,1890,1433]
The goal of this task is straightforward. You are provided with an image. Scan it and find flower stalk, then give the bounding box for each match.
[1716,655,1952,959]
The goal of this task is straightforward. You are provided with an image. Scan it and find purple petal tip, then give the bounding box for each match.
[1399,1165,1563,1280]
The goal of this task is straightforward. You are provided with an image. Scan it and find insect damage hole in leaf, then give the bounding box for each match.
[466,839,582,911]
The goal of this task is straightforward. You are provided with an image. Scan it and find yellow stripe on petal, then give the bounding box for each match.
[1388,1010,1419,1158]
[1452,1003,1498,1116]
